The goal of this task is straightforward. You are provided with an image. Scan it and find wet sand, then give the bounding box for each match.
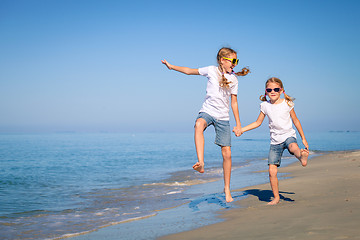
[159,150,360,240]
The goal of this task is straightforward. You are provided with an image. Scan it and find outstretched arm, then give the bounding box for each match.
[290,109,309,150]
[231,94,242,137]
[241,112,265,133]
[161,59,199,75]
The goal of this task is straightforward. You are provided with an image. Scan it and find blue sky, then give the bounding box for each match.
[1,0,359,133]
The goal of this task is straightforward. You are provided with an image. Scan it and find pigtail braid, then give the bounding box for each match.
[219,74,231,89]
[234,66,250,76]
[216,64,230,88]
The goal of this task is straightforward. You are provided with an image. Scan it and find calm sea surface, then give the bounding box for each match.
[0,131,359,239]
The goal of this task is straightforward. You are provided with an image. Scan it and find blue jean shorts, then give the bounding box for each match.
[268,137,297,166]
[196,112,231,147]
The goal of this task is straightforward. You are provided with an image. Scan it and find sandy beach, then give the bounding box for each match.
[159,150,360,240]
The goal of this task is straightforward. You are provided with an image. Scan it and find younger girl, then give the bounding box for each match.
[241,77,309,205]
[161,47,249,202]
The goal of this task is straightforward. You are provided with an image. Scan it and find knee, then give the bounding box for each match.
[222,147,231,160]
[269,166,278,177]
[194,119,206,132]
[288,143,300,154]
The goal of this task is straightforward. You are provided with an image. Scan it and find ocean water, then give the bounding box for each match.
[0,131,359,240]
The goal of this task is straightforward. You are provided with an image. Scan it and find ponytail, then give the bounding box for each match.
[283,91,295,107]
[259,94,267,102]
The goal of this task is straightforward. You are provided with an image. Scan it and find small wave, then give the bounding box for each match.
[143,178,219,187]
[53,213,157,240]
[122,212,141,216]
[204,168,223,175]
[166,191,182,195]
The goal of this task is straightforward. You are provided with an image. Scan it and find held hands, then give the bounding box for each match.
[232,126,243,137]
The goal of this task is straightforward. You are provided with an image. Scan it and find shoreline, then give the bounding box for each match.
[2,132,360,240]
[158,150,360,240]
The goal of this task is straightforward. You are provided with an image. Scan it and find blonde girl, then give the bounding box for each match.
[161,47,249,202]
[241,77,309,205]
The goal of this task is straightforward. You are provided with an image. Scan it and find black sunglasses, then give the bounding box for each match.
[266,88,281,93]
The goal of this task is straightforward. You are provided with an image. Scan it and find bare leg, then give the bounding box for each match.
[288,143,308,167]
[222,146,233,203]
[268,164,280,205]
[193,118,207,173]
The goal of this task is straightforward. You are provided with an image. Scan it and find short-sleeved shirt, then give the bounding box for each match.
[198,66,238,121]
[260,99,296,145]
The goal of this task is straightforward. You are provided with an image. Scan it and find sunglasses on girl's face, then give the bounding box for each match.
[222,57,239,65]
[266,88,281,93]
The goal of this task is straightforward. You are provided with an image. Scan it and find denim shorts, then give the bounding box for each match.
[268,137,297,166]
[196,112,231,147]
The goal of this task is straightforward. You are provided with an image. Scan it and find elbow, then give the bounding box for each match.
[254,122,262,129]
[231,99,238,107]
[293,119,300,126]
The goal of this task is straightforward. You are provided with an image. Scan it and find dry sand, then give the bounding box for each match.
[159,151,360,240]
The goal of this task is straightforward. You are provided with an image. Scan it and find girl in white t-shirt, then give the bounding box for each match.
[241,77,309,205]
[161,47,249,202]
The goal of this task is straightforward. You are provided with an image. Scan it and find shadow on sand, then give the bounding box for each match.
[188,189,294,211]
[188,192,247,211]
[244,189,295,203]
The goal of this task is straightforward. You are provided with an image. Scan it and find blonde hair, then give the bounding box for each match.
[217,47,250,88]
[260,77,295,106]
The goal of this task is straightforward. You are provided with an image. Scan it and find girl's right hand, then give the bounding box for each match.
[161,59,172,70]
[302,139,309,151]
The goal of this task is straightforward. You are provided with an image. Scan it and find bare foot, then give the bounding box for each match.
[267,198,280,205]
[224,188,233,203]
[300,149,309,167]
[192,162,204,173]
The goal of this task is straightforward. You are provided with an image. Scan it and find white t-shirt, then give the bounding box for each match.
[198,66,238,121]
[260,99,296,145]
